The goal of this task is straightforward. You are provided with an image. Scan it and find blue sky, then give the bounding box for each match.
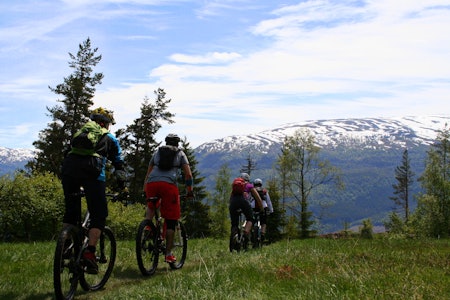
[1,0,450,149]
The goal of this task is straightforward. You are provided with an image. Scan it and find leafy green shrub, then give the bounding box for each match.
[360,218,374,239]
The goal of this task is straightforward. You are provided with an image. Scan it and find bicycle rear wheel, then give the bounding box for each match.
[136,219,159,276]
[252,224,262,249]
[79,227,116,291]
[53,225,80,300]
[229,227,241,252]
[169,221,187,270]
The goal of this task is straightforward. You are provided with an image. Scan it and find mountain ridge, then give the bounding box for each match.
[196,115,448,154]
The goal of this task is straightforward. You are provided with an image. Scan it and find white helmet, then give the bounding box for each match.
[240,172,250,182]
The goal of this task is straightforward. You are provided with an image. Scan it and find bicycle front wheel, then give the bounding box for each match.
[136,219,159,276]
[79,226,116,291]
[53,225,80,300]
[169,221,187,270]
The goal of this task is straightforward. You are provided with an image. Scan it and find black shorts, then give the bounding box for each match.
[229,194,253,228]
[62,175,107,230]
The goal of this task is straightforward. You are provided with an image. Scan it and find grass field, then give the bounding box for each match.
[1,237,450,299]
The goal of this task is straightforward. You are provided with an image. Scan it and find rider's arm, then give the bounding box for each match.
[266,192,274,213]
[182,163,193,194]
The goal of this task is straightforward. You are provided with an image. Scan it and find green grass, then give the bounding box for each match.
[1,237,450,299]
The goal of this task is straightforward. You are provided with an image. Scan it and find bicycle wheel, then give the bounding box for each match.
[136,219,159,276]
[229,227,240,252]
[167,221,186,269]
[252,224,262,249]
[79,227,116,291]
[53,225,80,300]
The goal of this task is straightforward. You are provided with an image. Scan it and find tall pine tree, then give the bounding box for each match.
[179,138,211,238]
[116,89,174,201]
[390,149,415,222]
[28,38,103,177]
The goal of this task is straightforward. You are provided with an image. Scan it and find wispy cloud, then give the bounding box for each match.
[1,0,450,149]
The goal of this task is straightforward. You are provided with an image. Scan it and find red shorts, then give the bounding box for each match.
[144,181,180,220]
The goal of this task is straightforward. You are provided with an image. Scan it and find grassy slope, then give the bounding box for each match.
[1,237,450,299]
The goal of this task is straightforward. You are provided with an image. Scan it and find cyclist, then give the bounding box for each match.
[143,133,193,263]
[252,178,274,242]
[229,173,263,244]
[61,107,126,274]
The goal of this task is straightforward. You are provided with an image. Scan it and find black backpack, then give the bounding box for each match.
[156,145,180,170]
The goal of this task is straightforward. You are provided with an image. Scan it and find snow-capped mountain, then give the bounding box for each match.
[0,146,34,175]
[194,115,449,233]
[196,115,449,153]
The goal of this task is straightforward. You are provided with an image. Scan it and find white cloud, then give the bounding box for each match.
[2,0,450,149]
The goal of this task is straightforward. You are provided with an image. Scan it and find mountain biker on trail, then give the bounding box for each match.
[251,178,274,242]
[143,133,194,263]
[61,107,126,274]
[229,172,264,244]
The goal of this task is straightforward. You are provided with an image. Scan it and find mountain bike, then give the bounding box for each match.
[136,196,188,276]
[53,189,125,300]
[229,208,248,253]
[251,211,262,249]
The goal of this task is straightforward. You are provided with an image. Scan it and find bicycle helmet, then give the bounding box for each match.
[165,133,180,146]
[90,107,116,125]
[254,178,263,187]
[240,172,250,182]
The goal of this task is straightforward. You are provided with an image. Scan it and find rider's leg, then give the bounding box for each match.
[84,180,107,249]
[165,219,177,262]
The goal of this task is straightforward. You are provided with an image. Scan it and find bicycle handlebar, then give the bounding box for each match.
[74,188,132,206]
[145,194,195,204]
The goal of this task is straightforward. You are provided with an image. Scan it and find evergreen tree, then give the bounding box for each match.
[116,89,174,200]
[276,128,343,238]
[28,38,103,177]
[179,138,211,238]
[240,153,257,176]
[209,164,232,238]
[265,178,285,242]
[390,149,415,222]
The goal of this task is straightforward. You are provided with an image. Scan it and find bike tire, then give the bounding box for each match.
[229,227,241,253]
[79,226,116,291]
[169,221,187,270]
[136,219,159,276]
[53,225,80,300]
[252,225,262,249]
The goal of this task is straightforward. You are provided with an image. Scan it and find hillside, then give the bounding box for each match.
[194,115,449,233]
[1,115,449,233]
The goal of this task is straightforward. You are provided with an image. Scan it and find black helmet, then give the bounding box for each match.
[90,107,115,125]
[165,133,180,146]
